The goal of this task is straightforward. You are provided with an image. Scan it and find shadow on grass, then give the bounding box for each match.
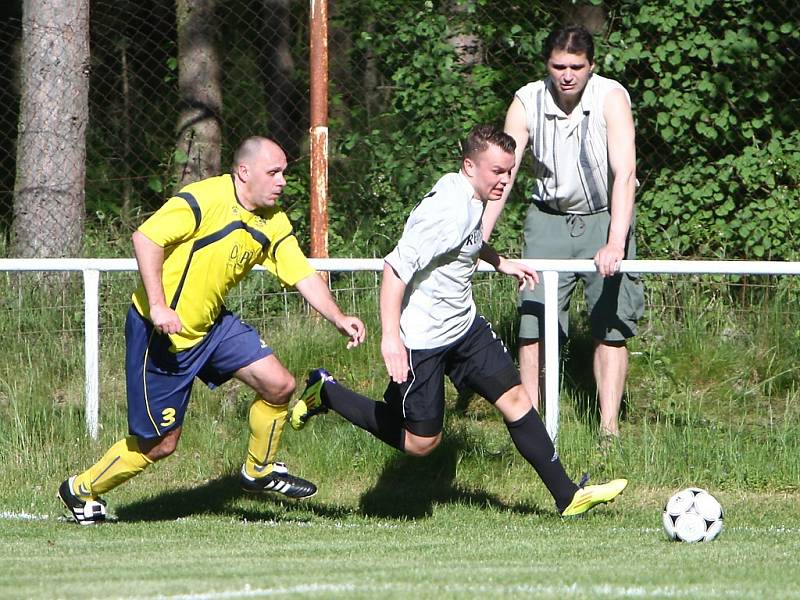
[115,430,551,523]
[359,433,549,519]
[115,474,356,523]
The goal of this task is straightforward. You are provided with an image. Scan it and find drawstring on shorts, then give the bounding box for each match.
[566,214,586,237]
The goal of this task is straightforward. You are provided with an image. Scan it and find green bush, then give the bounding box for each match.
[638,130,800,258]
[600,0,800,258]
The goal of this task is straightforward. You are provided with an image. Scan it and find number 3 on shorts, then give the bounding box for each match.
[160,407,176,427]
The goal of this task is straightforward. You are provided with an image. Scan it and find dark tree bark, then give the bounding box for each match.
[11,0,90,257]
[261,0,302,160]
[361,18,380,122]
[173,0,222,189]
[560,3,606,34]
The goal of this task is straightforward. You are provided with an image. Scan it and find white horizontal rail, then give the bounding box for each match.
[4,257,800,275]
[2,257,800,440]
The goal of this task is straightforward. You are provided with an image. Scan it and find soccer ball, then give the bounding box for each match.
[662,487,724,543]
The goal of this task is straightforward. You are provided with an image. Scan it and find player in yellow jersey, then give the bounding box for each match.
[58,137,365,524]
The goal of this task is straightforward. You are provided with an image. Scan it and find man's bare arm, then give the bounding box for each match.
[379,262,408,383]
[132,230,182,334]
[482,97,530,241]
[594,88,636,277]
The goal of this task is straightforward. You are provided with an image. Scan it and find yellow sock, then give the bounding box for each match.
[73,436,153,499]
[244,399,287,478]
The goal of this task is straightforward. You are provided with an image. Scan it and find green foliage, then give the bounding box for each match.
[311,0,800,260]
[637,130,800,258]
[325,1,518,256]
[599,0,800,258]
[7,0,800,264]
[604,0,798,153]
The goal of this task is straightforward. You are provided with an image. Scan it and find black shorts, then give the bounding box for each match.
[383,314,521,437]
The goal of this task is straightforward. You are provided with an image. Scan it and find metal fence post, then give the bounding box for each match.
[309,0,329,260]
[542,270,560,443]
[83,268,100,440]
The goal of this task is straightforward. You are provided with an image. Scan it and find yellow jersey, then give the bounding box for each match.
[132,174,315,350]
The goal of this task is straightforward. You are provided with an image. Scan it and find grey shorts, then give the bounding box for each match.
[519,204,644,342]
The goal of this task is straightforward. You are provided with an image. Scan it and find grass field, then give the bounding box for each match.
[1,273,799,598]
[2,487,799,599]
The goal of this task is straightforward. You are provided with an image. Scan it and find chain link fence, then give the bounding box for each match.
[2,0,799,453]
[0,0,798,259]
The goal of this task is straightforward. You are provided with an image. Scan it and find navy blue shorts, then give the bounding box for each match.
[383,314,521,437]
[125,305,273,439]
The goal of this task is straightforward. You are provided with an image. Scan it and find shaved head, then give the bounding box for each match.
[232,136,284,172]
[231,136,289,211]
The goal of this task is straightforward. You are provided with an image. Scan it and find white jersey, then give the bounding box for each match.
[384,172,484,350]
[515,73,631,214]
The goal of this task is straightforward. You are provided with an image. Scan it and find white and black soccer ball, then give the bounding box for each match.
[662,487,724,543]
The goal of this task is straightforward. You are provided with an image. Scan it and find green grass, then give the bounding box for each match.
[2,497,799,599]
[1,272,799,598]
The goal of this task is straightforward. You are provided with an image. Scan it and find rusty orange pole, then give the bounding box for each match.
[309,0,328,259]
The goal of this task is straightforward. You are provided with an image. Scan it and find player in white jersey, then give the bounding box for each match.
[482,25,644,441]
[290,124,627,516]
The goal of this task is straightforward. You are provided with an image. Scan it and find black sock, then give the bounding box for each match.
[322,382,406,451]
[505,408,578,512]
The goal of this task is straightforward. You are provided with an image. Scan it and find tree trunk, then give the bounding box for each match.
[447,0,483,68]
[11,0,90,258]
[261,0,301,160]
[173,0,222,189]
[362,18,380,123]
[561,3,606,35]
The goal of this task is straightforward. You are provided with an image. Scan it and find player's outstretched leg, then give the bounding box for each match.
[290,368,407,451]
[57,476,108,525]
[561,477,628,517]
[290,368,334,430]
[239,462,317,499]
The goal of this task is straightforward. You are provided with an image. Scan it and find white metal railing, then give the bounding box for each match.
[2,257,800,442]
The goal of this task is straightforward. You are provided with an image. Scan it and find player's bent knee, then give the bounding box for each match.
[254,373,296,405]
[404,432,441,457]
[273,374,296,403]
[236,356,297,404]
[140,432,180,461]
[495,385,534,422]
